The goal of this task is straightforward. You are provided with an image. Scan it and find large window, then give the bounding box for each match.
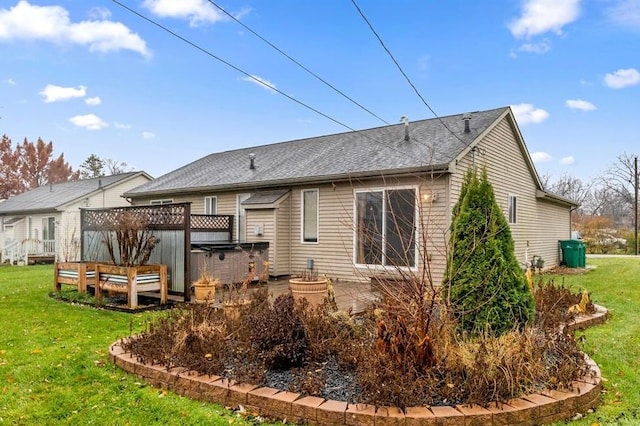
[508,194,517,224]
[302,189,318,243]
[204,196,217,214]
[355,188,416,267]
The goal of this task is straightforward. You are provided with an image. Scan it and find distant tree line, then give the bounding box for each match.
[543,152,640,253]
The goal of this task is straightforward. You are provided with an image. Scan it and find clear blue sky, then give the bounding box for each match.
[1,0,638,182]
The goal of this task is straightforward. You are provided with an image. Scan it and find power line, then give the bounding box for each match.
[111,1,434,159]
[206,0,390,125]
[349,0,467,144]
[112,0,357,133]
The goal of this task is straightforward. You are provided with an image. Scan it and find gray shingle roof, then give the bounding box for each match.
[0,172,146,215]
[126,107,509,197]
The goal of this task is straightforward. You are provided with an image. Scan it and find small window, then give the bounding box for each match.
[150,199,173,205]
[302,189,318,243]
[508,195,517,224]
[204,196,217,214]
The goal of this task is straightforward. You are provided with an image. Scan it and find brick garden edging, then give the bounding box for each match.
[109,305,608,425]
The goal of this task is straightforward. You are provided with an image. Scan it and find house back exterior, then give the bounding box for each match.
[125,107,576,284]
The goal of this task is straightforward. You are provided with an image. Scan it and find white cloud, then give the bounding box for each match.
[565,99,596,111]
[511,103,550,124]
[560,155,575,165]
[69,113,107,130]
[604,68,640,89]
[531,151,553,163]
[3,77,15,85]
[517,39,552,54]
[85,96,101,106]
[89,7,111,20]
[114,122,131,129]
[606,0,640,29]
[142,131,156,139]
[40,84,86,103]
[142,0,225,27]
[0,1,150,57]
[509,0,581,38]
[241,75,277,94]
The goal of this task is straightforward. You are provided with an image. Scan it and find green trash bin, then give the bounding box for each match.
[577,241,586,268]
[559,240,580,268]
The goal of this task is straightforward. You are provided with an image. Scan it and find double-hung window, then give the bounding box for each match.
[507,194,517,224]
[355,188,416,267]
[301,189,318,243]
[204,196,217,214]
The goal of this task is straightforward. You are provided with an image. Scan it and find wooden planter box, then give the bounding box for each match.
[95,264,168,310]
[54,262,96,294]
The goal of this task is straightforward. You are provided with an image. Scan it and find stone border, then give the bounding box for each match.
[109,306,608,425]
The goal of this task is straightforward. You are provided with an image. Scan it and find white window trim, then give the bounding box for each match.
[508,194,517,225]
[150,199,173,205]
[204,196,218,215]
[301,189,319,244]
[352,185,419,271]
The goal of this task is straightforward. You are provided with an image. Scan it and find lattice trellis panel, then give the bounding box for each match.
[82,204,188,231]
[190,214,233,232]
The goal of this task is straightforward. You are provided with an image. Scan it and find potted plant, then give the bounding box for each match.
[288,268,329,307]
[191,268,219,304]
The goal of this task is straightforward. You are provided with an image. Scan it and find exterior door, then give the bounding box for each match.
[236,193,251,242]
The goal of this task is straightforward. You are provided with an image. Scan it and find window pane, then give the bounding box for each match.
[303,190,318,242]
[205,197,217,214]
[356,192,383,264]
[508,196,517,224]
[385,189,416,267]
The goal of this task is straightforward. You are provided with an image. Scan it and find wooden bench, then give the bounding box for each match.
[54,262,96,294]
[95,264,168,310]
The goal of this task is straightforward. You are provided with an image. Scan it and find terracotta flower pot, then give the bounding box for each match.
[289,277,329,307]
[192,283,216,304]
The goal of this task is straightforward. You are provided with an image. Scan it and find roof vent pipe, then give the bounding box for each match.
[49,183,53,192]
[400,116,409,141]
[249,153,256,170]
[462,113,472,133]
[98,179,102,188]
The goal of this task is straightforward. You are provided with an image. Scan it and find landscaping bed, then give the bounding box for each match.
[117,279,601,414]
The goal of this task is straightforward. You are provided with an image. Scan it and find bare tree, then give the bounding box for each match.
[599,153,639,227]
[104,158,134,175]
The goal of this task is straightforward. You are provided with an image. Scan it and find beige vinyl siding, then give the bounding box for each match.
[282,176,449,284]
[449,116,571,270]
[535,200,571,267]
[245,209,275,272]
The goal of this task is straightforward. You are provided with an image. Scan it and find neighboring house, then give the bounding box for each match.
[124,107,576,284]
[0,172,152,264]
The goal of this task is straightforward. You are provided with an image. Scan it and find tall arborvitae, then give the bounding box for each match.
[445,167,534,335]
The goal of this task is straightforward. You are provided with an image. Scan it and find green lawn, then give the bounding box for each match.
[0,265,278,425]
[550,257,640,426]
[0,259,638,425]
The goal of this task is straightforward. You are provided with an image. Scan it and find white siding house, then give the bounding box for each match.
[0,172,152,264]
